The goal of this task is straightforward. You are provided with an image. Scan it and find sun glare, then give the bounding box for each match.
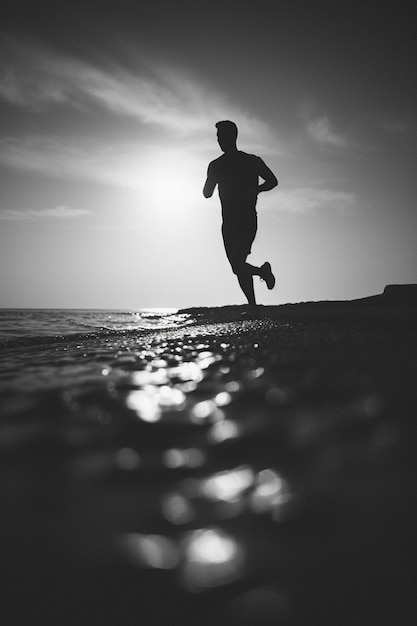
[141,149,206,214]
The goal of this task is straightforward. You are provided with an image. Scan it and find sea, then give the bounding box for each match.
[1,305,301,614]
[0,307,197,390]
[0,307,194,343]
[0,305,271,399]
[2,305,414,623]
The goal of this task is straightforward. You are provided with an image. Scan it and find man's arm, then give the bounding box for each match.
[257,158,278,193]
[203,163,217,198]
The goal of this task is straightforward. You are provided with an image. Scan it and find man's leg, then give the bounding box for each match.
[222,221,259,305]
[247,261,276,290]
[246,262,262,276]
[236,263,256,306]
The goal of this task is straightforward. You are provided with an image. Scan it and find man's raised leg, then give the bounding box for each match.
[247,261,276,290]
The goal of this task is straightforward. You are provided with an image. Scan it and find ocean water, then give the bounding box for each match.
[0,308,194,388]
[1,306,415,623]
[0,307,193,343]
[2,305,303,609]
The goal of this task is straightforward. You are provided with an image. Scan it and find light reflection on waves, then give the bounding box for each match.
[112,341,301,593]
[1,323,389,608]
[118,527,245,590]
[116,463,296,591]
[108,334,386,597]
[133,309,194,330]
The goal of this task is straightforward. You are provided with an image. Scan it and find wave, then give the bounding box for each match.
[1,294,403,351]
[0,309,194,350]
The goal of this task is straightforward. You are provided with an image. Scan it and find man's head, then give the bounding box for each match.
[216,120,238,152]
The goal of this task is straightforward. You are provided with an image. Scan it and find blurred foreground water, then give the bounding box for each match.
[1,303,416,625]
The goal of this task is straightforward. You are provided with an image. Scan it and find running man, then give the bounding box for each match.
[203,120,278,306]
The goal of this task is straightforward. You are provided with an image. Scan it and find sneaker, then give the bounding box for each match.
[260,262,275,289]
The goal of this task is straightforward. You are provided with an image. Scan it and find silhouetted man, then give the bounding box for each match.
[203,120,278,305]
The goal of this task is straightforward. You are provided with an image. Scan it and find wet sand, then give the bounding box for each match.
[1,292,417,625]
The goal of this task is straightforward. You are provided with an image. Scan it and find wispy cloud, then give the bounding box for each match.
[306,116,349,149]
[0,205,91,220]
[0,136,143,188]
[0,34,289,200]
[380,117,412,135]
[0,35,270,144]
[261,186,356,216]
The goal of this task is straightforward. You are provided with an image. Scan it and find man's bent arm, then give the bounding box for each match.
[203,177,216,198]
[203,164,217,198]
[257,159,278,193]
[203,162,218,198]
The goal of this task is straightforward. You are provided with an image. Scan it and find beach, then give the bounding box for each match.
[1,290,416,625]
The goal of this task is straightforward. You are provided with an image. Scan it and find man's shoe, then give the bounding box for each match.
[260,262,275,289]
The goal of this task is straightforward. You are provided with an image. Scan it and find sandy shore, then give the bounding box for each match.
[1,293,416,625]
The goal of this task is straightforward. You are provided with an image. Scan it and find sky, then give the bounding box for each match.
[0,0,416,309]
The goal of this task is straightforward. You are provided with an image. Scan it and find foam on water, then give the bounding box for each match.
[0,308,194,346]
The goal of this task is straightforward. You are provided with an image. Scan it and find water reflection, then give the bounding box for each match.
[201,466,254,502]
[125,389,161,422]
[209,418,241,442]
[162,493,195,525]
[106,335,390,611]
[2,285,411,626]
[118,527,245,591]
[130,369,169,386]
[163,447,206,469]
[250,469,292,515]
[125,385,185,422]
[191,400,224,423]
[119,533,180,569]
[181,528,245,591]
[115,447,141,470]
[214,391,232,406]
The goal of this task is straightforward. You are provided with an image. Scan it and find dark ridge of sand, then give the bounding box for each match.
[180,284,417,316]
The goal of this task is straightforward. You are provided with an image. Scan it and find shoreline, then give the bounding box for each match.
[180,283,417,314]
[1,284,417,314]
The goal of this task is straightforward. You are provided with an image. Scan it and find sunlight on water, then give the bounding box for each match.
[134,309,193,330]
[214,391,232,406]
[191,400,218,422]
[119,527,245,591]
[163,447,206,469]
[130,369,169,386]
[125,389,161,422]
[201,466,254,502]
[168,361,203,383]
[181,528,245,590]
[115,447,141,470]
[119,533,180,569]
[196,351,220,369]
[158,385,186,408]
[2,305,408,623]
[162,493,196,525]
[126,385,186,422]
[250,469,288,514]
[209,419,241,442]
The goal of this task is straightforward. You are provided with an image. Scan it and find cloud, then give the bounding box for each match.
[0,35,271,144]
[261,186,356,216]
[380,117,412,134]
[0,136,142,188]
[0,35,289,198]
[0,205,91,220]
[306,117,349,149]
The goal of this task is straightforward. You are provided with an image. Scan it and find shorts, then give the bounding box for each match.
[221,213,257,274]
